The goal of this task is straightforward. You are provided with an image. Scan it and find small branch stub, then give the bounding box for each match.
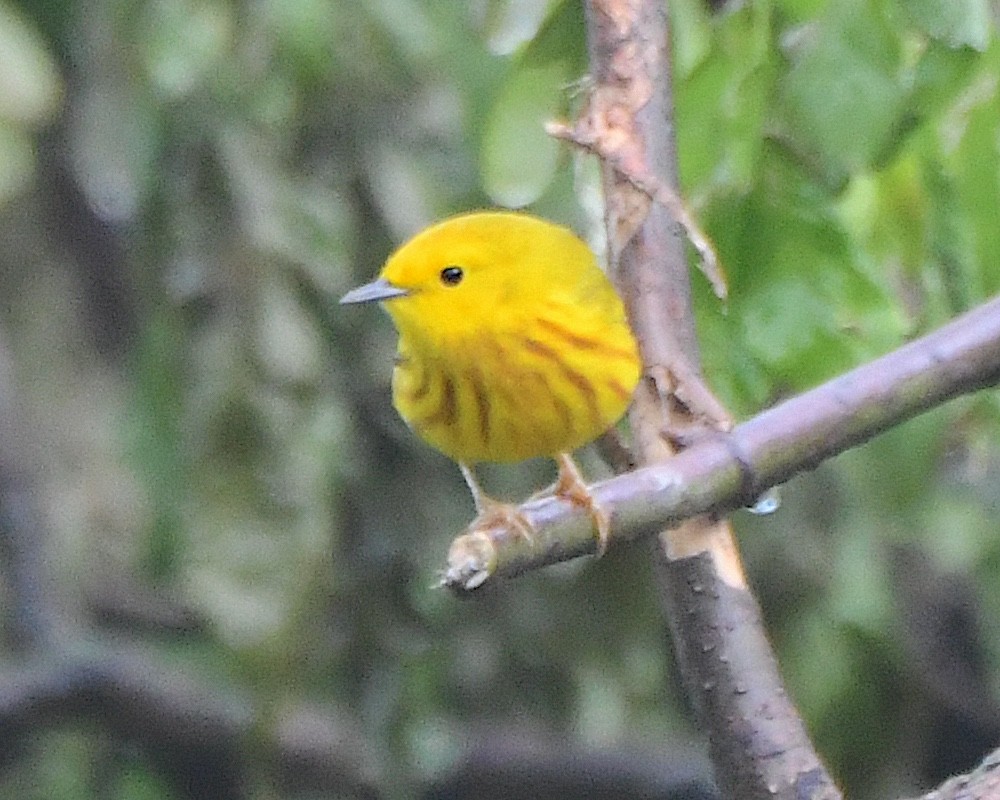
[547,117,727,300]
[443,530,497,591]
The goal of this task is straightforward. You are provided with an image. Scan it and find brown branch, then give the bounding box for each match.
[444,294,1000,580]
[578,5,837,794]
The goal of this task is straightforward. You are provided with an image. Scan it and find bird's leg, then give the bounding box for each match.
[459,463,536,543]
[553,453,612,556]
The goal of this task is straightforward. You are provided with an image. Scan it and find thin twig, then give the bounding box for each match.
[548,118,727,300]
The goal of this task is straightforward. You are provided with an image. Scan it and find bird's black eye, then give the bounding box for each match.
[440,266,464,286]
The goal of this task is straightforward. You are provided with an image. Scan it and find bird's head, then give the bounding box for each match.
[340,212,595,346]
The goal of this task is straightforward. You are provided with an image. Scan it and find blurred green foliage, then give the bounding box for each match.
[0,0,998,798]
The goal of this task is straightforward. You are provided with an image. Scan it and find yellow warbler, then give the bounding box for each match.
[340,211,641,550]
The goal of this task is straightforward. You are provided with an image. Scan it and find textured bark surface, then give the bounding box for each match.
[583,2,841,797]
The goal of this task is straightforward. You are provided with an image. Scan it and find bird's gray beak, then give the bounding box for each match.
[339,278,409,305]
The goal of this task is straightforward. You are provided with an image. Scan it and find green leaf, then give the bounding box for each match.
[669,0,713,79]
[676,2,775,195]
[700,138,910,404]
[480,1,585,207]
[482,0,556,56]
[140,0,233,99]
[0,0,62,125]
[908,38,982,124]
[774,0,831,22]
[777,0,908,174]
[942,60,1000,295]
[902,0,993,51]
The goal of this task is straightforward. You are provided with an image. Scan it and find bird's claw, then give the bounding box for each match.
[468,497,537,544]
[554,454,612,556]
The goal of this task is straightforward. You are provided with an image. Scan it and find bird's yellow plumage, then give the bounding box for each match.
[341,211,641,550]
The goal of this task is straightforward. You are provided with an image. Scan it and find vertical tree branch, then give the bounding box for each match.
[578,2,841,797]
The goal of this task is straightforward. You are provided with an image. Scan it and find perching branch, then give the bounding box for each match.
[443,293,1000,585]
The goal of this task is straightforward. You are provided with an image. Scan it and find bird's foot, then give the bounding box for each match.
[468,494,537,544]
[554,453,612,556]
[460,463,536,543]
